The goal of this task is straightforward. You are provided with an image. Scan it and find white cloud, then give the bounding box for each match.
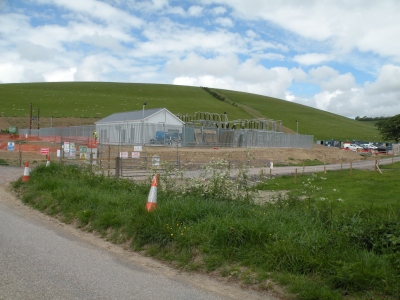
[294,53,334,66]
[211,6,227,15]
[16,41,57,61]
[364,64,400,95]
[314,90,342,111]
[169,54,298,98]
[48,0,143,28]
[44,67,76,82]
[215,17,233,27]
[207,0,400,60]
[0,63,25,83]
[188,5,203,17]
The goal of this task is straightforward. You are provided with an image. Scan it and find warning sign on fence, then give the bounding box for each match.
[40,148,49,155]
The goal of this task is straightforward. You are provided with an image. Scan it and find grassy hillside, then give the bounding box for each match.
[0,82,381,141]
[215,88,380,142]
[0,82,252,120]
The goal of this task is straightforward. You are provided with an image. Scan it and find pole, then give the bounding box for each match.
[29,102,32,132]
[142,102,147,146]
[37,108,40,130]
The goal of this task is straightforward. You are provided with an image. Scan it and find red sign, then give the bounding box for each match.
[40,148,50,155]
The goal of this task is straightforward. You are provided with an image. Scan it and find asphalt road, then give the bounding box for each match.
[0,194,226,300]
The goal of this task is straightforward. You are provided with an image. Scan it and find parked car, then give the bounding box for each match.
[363,143,377,150]
[347,144,363,151]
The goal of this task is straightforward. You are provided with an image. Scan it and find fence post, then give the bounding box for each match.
[108,144,111,177]
[294,168,297,184]
[19,141,22,167]
[59,140,63,162]
[350,162,352,176]
[115,157,120,178]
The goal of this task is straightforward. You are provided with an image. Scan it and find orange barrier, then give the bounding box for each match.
[146,174,158,212]
[22,162,30,182]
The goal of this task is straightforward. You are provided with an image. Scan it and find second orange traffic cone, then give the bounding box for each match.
[46,155,51,167]
[146,174,158,212]
[22,162,30,182]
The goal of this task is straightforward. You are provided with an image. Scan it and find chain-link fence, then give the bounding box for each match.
[19,124,313,149]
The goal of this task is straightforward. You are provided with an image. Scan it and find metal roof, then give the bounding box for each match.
[95,108,183,124]
[96,108,163,124]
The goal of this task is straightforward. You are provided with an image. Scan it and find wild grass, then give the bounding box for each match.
[0,158,9,166]
[12,161,400,300]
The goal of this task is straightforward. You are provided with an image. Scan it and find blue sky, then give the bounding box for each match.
[1,0,400,118]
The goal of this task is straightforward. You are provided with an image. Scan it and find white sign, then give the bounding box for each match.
[120,152,128,158]
[134,146,142,152]
[64,142,70,153]
[132,152,140,158]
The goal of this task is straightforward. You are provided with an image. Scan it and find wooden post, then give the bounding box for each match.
[350,161,352,176]
[115,157,120,178]
[324,165,326,173]
[259,169,263,181]
[374,159,377,172]
[294,168,297,184]
[19,141,22,167]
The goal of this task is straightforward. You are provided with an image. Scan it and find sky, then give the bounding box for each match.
[1,0,400,119]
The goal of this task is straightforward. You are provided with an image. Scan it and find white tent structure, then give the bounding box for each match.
[95,108,185,145]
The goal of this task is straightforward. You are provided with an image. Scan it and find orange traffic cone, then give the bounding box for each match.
[22,162,30,182]
[146,174,158,212]
[46,155,51,167]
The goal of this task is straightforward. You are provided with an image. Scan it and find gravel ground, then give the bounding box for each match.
[0,166,24,184]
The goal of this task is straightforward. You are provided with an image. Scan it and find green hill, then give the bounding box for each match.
[0,82,380,141]
[214,88,380,142]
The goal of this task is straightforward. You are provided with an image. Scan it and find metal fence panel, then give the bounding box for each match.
[19,124,313,149]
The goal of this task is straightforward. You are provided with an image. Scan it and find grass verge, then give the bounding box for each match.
[12,162,400,300]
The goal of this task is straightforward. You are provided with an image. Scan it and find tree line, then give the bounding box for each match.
[355,116,390,121]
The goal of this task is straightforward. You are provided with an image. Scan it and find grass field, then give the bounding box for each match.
[0,82,381,142]
[216,88,379,141]
[12,161,400,300]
